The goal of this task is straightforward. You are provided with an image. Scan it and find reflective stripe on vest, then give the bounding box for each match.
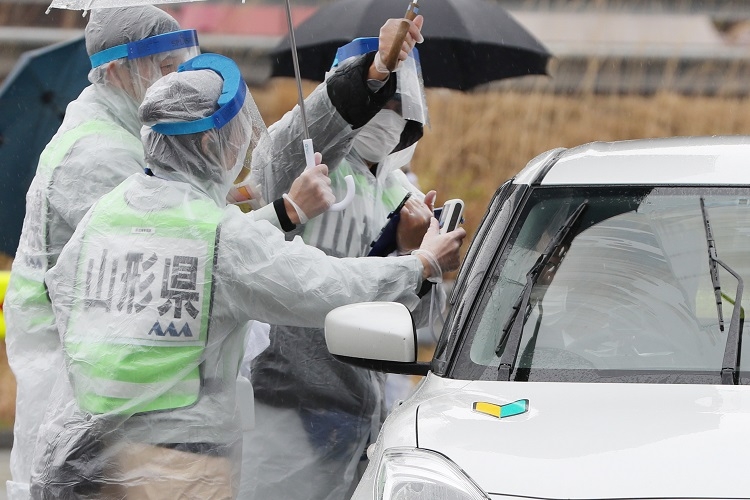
[38,120,142,177]
[9,120,143,313]
[65,180,222,416]
[302,161,408,257]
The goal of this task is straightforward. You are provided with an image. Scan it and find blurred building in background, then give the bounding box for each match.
[503,1,750,95]
[1,0,750,94]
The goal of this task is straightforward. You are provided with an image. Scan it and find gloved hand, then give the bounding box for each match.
[284,152,335,224]
[413,218,466,282]
[227,179,263,207]
[371,15,425,78]
[396,190,436,254]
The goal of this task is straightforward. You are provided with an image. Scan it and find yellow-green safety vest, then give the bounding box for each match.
[8,120,143,328]
[65,179,222,416]
[302,160,409,257]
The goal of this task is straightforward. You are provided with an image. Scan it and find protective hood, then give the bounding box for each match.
[86,6,200,103]
[85,6,180,57]
[139,54,269,206]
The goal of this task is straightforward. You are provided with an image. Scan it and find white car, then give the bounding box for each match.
[325,136,750,500]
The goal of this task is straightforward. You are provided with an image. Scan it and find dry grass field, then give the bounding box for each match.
[261,79,750,243]
[416,88,750,237]
[3,80,750,427]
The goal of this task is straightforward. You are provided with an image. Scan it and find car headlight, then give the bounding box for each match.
[376,447,490,500]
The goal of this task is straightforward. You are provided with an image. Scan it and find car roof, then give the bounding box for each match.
[514,136,750,186]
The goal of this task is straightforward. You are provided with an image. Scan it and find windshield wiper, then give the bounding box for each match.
[495,202,587,381]
[700,198,745,385]
[700,198,725,332]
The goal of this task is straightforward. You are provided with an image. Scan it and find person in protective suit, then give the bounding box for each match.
[238,16,426,212]
[34,53,465,499]
[241,38,440,500]
[3,8,202,499]
[6,6,420,498]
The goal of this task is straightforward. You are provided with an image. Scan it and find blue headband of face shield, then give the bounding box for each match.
[330,37,421,69]
[89,29,200,69]
[150,53,247,136]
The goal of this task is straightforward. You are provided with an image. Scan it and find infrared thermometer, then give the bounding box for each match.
[438,198,465,234]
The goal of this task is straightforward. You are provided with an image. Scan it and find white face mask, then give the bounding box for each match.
[353,109,405,164]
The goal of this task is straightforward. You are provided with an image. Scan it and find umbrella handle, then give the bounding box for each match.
[384,0,420,72]
[303,138,355,212]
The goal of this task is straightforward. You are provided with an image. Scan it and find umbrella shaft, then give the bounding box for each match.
[284,0,310,140]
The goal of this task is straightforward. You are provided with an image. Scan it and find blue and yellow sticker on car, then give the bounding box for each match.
[473,399,529,419]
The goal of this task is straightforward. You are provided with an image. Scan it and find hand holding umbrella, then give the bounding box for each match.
[381,0,423,73]
[283,0,355,212]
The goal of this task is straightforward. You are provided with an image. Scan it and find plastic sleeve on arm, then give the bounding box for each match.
[244,202,282,231]
[366,78,387,92]
[218,209,422,328]
[249,83,355,205]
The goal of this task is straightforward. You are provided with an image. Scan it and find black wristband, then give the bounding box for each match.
[417,279,434,298]
[273,197,296,232]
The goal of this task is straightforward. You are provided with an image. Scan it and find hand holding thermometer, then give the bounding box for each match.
[424,198,464,342]
[285,0,354,212]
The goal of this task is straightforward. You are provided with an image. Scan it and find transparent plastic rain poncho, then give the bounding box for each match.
[241,44,438,500]
[32,55,426,499]
[4,7,198,500]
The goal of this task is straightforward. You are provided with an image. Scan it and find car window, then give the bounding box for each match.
[453,186,750,384]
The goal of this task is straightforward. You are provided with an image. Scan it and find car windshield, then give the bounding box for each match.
[454,186,750,384]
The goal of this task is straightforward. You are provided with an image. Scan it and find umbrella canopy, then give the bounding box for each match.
[270,0,551,90]
[0,35,90,256]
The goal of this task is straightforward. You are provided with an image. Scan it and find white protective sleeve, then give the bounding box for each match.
[219,205,423,328]
[249,83,356,205]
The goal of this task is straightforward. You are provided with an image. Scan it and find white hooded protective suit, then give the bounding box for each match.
[3,7,201,499]
[241,48,438,500]
[32,61,427,499]
[6,8,371,499]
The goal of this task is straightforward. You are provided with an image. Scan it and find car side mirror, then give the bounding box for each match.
[324,302,430,376]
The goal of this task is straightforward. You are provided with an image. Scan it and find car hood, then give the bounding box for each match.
[416,380,750,499]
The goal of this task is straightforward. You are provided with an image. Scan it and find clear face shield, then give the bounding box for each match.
[229,93,273,209]
[142,53,269,205]
[89,29,201,103]
[394,51,429,126]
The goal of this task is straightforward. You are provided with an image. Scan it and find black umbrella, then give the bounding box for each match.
[270,0,551,90]
[0,35,90,256]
